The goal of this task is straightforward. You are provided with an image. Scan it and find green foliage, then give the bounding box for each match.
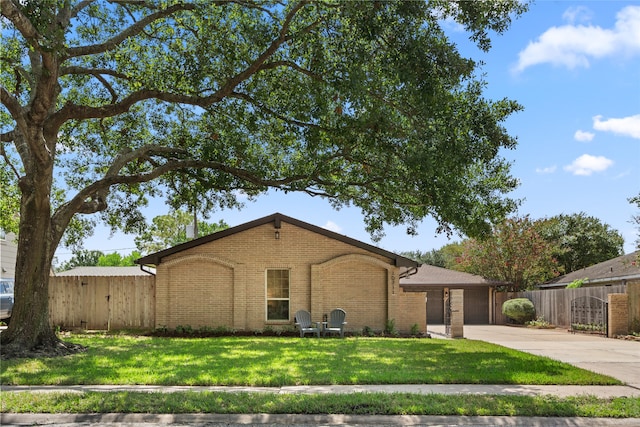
[361,326,375,337]
[96,251,141,266]
[0,162,20,235]
[410,323,421,336]
[526,316,554,329]
[383,319,398,336]
[135,210,228,254]
[536,213,624,273]
[401,242,465,269]
[2,0,527,245]
[2,0,529,350]
[58,249,141,270]
[58,250,105,271]
[630,195,640,250]
[502,298,536,324]
[456,216,560,291]
[566,278,587,289]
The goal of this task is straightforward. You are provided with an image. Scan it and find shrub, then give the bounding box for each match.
[526,316,554,329]
[502,298,535,324]
[362,326,374,337]
[384,319,398,336]
[566,278,587,289]
[410,323,420,336]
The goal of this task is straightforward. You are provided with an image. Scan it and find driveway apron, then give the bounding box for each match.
[430,325,640,389]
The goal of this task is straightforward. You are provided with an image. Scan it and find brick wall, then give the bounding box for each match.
[449,289,464,338]
[155,221,425,333]
[608,293,629,337]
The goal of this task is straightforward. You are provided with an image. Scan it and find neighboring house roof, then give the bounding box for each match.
[136,212,419,269]
[542,251,640,288]
[54,266,153,276]
[400,264,505,289]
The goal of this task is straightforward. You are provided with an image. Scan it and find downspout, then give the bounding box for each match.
[139,264,156,276]
[399,266,419,279]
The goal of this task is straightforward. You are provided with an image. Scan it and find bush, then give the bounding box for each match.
[566,278,587,289]
[502,298,535,324]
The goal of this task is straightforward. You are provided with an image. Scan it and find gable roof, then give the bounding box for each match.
[136,212,419,269]
[53,266,152,277]
[400,263,505,288]
[542,251,640,287]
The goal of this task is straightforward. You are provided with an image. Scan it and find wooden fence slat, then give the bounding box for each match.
[497,285,627,328]
[49,275,155,330]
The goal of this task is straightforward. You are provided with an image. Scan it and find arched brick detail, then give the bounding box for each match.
[311,254,394,331]
[159,255,239,329]
[163,254,237,270]
[315,253,393,272]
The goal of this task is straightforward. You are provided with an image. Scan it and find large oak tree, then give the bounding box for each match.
[0,0,526,356]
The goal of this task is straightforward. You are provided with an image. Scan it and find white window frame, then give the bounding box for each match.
[265,269,290,322]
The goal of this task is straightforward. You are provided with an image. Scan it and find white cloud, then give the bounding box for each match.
[322,220,342,233]
[562,6,593,24]
[593,114,640,139]
[574,130,595,142]
[513,6,640,73]
[564,154,614,176]
[535,165,557,174]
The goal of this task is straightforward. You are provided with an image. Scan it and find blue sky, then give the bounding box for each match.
[55,1,640,264]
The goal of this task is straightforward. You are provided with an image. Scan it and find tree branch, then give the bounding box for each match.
[0,0,41,50]
[70,0,96,19]
[59,67,127,102]
[0,85,24,119]
[0,142,22,179]
[52,1,312,124]
[0,131,15,143]
[64,3,197,59]
[258,60,323,81]
[230,91,327,130]
[59,66,128,79]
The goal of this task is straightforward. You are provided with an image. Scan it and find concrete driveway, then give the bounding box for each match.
[428,325,640,389]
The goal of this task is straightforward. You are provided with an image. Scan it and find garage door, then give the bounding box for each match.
[464,288,489,324]
[426,289,444,324]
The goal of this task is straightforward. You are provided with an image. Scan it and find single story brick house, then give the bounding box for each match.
[400,264,505,324]
[136,213,424,334]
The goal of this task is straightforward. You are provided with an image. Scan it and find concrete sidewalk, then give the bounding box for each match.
[3,383,640,398]
[2,412,640,427]
[3,325,639,425]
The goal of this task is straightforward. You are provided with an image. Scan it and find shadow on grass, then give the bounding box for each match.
[0,336,620,386]
[2,391,638,417]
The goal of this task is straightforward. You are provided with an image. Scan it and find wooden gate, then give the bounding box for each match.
[49,275,155,330]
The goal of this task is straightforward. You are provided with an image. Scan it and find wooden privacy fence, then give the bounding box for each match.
[49,275,155,330]
[495,284,627,329]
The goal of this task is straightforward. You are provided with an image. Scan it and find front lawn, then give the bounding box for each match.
[0,334,619,386]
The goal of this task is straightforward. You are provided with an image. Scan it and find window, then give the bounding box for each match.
[0,229,5,240]
[266,269,289,321]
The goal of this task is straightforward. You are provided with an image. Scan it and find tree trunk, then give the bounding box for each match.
[0,142,81,358]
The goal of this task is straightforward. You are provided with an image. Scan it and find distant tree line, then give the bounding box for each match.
[57,210,228,272]
[402,212,625,292]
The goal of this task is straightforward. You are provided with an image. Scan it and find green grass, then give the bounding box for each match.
[0,334,619,386]
[2,391,639,418]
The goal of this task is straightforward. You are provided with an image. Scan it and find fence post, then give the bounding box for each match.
[608,293,629,337]
[449,289,464,338]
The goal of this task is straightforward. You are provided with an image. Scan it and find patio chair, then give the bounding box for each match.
[323,308,347,337]
[294,310,320,338]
